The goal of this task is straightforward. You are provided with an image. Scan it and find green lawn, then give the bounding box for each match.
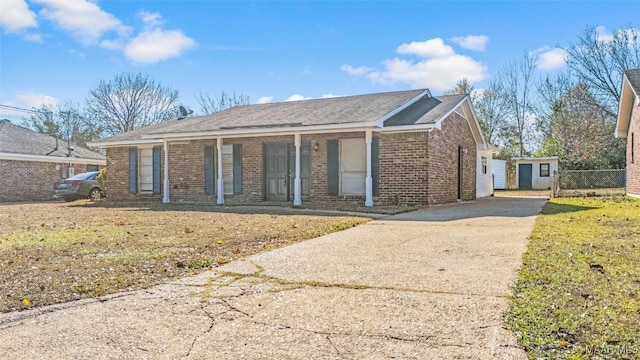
[507,196,640,359]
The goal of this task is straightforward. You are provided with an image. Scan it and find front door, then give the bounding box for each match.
[518,164,533,190]
[265,143,290,201]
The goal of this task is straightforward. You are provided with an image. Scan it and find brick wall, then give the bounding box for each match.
[628,107,640,197]
[0,160,89,202]
[105,117,478,206]
[378,132,429,205]
[426,112,477,204]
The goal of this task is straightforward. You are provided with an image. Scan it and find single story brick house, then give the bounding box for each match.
[616,69,640,198]
[89,89,491,207]
[0,119,106,202]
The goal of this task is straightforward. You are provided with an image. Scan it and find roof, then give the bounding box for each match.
[89,89,485,148]
[616,69,640,138]
[0,119,105,163]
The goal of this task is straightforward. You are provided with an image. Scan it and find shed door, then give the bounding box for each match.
[518,164,533,190]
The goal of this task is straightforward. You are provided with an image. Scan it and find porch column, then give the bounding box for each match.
[216,137,224,204]
[162,140,170,203]
[293,133,302,206]
[365,130,373,207]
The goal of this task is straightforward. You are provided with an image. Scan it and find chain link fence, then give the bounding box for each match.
[552,169,626,197]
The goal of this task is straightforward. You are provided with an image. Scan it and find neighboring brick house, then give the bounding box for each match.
[0,119,106,202]
[617,69,640,198]
[89,89,491,207]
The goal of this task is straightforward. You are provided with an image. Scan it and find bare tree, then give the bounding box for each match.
[444,78,475,95]
[86,73,179,135]
[196,91,251,115]
[536,78,625,169]
[22,102,101,149]
[500,53,539,156]
[565,25,640,117]
[473,80,509,146]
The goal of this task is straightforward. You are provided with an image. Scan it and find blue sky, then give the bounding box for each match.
[0,0,635,119]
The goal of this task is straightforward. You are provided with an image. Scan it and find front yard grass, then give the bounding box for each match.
[507,196,640,359]
[0,201,369,313]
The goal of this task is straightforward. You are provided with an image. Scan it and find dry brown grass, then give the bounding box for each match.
[0,200,369,313]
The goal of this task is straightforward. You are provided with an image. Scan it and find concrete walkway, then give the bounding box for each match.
[0,196,546,359]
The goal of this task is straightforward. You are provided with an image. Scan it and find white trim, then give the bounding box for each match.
[365,130,373,207]
[162,140,170,204]
[375,124,437,133]
[141,121,377,140]
[216,138,224,204]
[616,73,636,139]
[86,139,163,148]
[293,133,302,206]
[511,156,560,161]
[0,152,106,165]
[432,96,487,148]
[376,89,432,127]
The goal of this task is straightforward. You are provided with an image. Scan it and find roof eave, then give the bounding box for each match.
[433,95,487,148]
[376,89,432,127]
[0,152,106,165]
[140,121,379,140]
[616,73,636,139]
[86,139,165,148]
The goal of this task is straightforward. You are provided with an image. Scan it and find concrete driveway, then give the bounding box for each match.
[0,196,546,359]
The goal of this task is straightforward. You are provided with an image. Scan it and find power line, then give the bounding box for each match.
[0,104,40,114]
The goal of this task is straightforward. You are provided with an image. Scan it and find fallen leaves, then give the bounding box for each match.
[116,220,125,226]
[185,228,194,234]
[22,297,30,308]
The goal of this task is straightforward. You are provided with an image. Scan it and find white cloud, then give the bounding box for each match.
[533,46,568,70]
[124,28,196,64]
[322,94,341,98]
[396,38,454,58]
[0,0,38,33]
[285,94,311,102]
[122,12,195,64]
[340,64,372,75]
[344,37,488,92]
[34,0,130,44]
[24,33,43,42]
[100,38,124,49]
[16,92,58,108]
[139,11,162,28]
[256,96,273,104]
[450,35,489,51]
[595,26,613,43]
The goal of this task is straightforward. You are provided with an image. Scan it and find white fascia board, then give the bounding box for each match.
[0,152,106,165]
[376,89,431,127]
[140,121,378,140]
[512,156,559,161]
[375,124,436,134]
[86,139,164,148]
[615,74,634,139]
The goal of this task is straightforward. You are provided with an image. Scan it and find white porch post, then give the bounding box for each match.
[162,140,170,203]
[293,133,302,206]
[216,137,224,205]
[365,130,373,207]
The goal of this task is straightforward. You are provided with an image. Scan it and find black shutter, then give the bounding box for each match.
[128,147,138,194]
[327,139,339,196]
[152,146,161,194]
[372,136,379,196]
[204,145,215,195]
[233,144,243,195]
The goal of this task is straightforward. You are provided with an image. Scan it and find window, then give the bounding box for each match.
[339,138,366,195]
[129,146,160,195]
[540,163,550,177]
[481,156,487,174]
[87,164,99,172]
[139,148,154,192]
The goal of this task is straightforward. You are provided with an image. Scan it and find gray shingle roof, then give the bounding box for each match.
[625,69,640,93]
[0,119,105,160]
[94,89,468,144]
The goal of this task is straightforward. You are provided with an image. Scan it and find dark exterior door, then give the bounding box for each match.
[518,164,533,190]
[265,143,290,201]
